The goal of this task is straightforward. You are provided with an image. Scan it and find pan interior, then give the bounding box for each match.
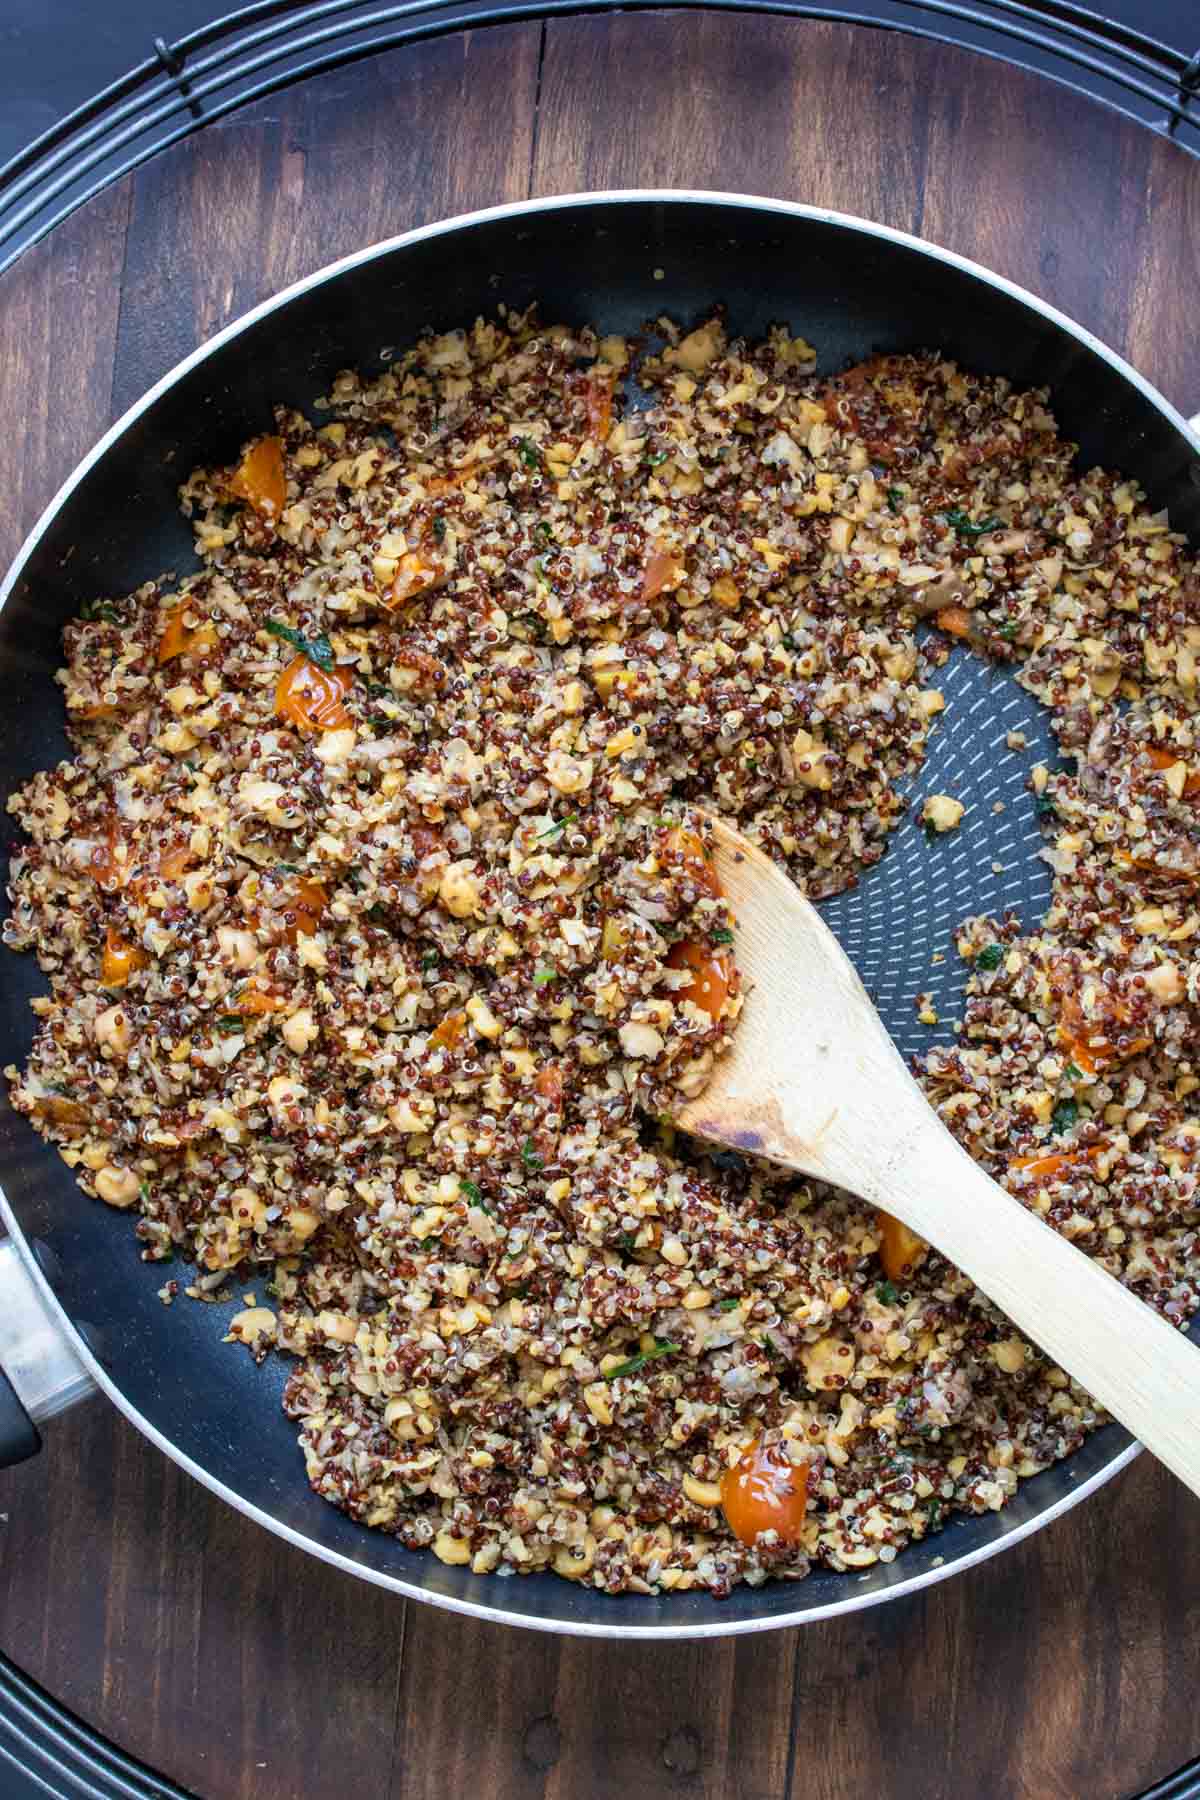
[1,196,1194,1635]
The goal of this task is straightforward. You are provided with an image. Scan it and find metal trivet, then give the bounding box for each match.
[0,0,1198,276]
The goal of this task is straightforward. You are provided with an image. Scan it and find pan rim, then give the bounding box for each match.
[0,185,1187,1639]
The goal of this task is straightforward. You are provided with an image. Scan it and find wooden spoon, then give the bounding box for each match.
[673,817,1200,1496]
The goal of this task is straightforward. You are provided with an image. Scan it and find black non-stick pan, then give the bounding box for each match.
[1,192,1198,1640]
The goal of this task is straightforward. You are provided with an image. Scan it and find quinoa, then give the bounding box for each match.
[6,309,1200,1597]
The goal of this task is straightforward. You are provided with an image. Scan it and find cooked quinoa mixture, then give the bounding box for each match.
[7,311,1200,1596]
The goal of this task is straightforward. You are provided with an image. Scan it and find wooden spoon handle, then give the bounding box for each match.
[857,1106,1200,1496]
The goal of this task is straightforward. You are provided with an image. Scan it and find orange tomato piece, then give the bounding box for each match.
[1052,969,1150,1074]
[386,551,448,611]
[666,939,734,1021]
[534,1063,564,1107]
[87,823,130,891]
[236,985,284,1015]
[1144,745,1200,797]
[585,373,614,440]
[720,1437,810,1548]
[101,926,148,988]
[1008,1152,1070,1180]
[158,844,192,881]
[157,611,217,665]
[275,655,352,732]
[74,701,118,721]
[641,547,684,601]
[876,1208,926,1282]
[229,435,286,516]
[661,825,721,896]
[429,1008,467,1051]
[935,605,972,638]
[1009,1144,1105,1181]
[285,879,327,944]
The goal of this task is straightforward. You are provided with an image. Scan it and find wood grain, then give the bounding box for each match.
[0,15,1199,1800]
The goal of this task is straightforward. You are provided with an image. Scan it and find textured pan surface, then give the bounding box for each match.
[2,194,1198,1637]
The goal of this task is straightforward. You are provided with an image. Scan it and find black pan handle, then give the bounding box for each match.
[0,1238,95,1465]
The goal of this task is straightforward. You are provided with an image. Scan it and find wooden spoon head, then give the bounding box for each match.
[673,819,921,1184]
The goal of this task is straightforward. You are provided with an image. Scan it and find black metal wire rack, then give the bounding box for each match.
[0,0,1197,276]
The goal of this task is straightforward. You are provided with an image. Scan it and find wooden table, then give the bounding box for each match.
[1,17,1198,1797]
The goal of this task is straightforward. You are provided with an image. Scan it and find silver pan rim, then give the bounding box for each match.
[1,187,1186,1639]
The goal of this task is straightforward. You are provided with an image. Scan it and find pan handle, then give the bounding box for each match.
[0,1240,95,1467]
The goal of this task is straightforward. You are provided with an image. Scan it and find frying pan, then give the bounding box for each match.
[1,191,1199,1641]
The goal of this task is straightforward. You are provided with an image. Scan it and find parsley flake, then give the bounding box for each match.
[80,598,121,625]
[1052,1099,1079,1134]
[940,509,1002,541]
[432,516,446,543]
[711,927,735,946]
[266,619,334,671]
[421,949,439,971]
[604,1339,679,1381]
[886,486,904,515]
[716,1297,741,1312]
[521,1138,543,1172]
[460,1178,485,1208]
[1064,1062,1083,1081]
[532,967,558,987]
[975,943,1004,971]
[517,438,541,470]
[215,1015,244,1035]
[537,814,577,840]
[875,1280,900,1305]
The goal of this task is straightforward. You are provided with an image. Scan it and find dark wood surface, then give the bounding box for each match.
[0,17,1198,1798]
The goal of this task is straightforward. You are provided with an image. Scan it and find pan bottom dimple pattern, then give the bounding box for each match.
[819,646,1058,1061]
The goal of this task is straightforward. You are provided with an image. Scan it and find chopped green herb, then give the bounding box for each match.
[432,516,446,543]
[780,631,799,651]
[1034,793,1057,818]
[517,438,541,470]
[344,867,363,892]
[537,813,577,840]
[216,1015,244,1035]
[644,449,669,467]
[926,1500,943,1532]
[620,1232,637,1253]
[366,681,392,698]
[998,620,1019,641]
[604,1339,679,1381]
[534,556,552,582]
[975,943,1004,971]
[80,599,121,625]
[275,861,300,874]
[886,486,904,515]
[940,509,1003,541]
[367,903,389,924]
[265,619,334,671]
[460,1178,485,1207]
[416,1236,440,1252]
[521,1138,543,1172]
[711,927,735,946]
[716,1297,741,1312]
[875,1280,900,1305]
[533,521,552,546]
[1064,1062,1083,1081]
[45,1081,74,1097]
[532,967,558,987]
[139,1179,152,1205]
[1052,1099,1079,1134]
[421,949,439,971]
